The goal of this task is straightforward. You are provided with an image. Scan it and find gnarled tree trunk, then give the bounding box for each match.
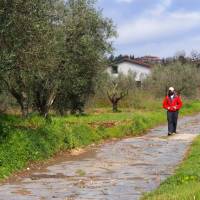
[10,88,29,118]
[33,87,57,118]
[107,91,128,113]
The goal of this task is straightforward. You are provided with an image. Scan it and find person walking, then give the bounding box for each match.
[163,87,183,136]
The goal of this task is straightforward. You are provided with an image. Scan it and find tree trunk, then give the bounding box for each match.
[20,91,29,118]
[10,88,29,118]
[35,89,56,118]
[40,105,49,118]
[58,108,65,116]
[107,90,128,113]
[20,100,29,118]
[112,101,118,112]
[70,108,76,115]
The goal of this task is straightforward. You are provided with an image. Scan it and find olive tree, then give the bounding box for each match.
[144,61,200,97]
[0,0,65,117]
[54,0,116,114]
[96,72,137,112]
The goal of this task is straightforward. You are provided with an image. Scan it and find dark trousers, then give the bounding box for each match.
[167,111,179,133]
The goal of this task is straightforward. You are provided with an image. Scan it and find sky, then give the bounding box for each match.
[97,0,200,58]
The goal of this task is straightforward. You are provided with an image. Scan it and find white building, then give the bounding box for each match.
[107,58,152,81]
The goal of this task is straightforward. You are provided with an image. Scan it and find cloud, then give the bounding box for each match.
[117,10,200,45]
[99,0,200,57]
[116,0,135,3]
[132,35,200,57]
[149,0,172,15]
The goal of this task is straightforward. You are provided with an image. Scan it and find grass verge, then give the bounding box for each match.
[0,100,200,180]
[142,135,200,200]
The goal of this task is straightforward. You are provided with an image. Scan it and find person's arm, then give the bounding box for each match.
[163,97,170,110]
[176,96,183,110]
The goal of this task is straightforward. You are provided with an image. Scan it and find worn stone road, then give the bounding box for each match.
[1,114,200,200]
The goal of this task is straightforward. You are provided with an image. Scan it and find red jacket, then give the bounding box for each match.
[163,95,183,111]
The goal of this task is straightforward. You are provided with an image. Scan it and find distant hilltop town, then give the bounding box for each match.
[109,54,162,65]
[135,56,161,65]
[109,51,200,67]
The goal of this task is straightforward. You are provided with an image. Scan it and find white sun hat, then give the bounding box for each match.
[169,87,175,91]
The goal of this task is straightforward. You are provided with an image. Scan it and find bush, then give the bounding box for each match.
[144,61,200,98]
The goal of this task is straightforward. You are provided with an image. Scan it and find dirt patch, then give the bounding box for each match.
[88,121,118,128]
[30,173,69,180]
[12,188,32,196]
[88,119,132,128]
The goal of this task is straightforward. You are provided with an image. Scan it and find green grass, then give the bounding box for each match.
[0,99,200,180]
[142,135,200,200]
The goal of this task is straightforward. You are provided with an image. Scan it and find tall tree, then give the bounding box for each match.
[54,0,116,114]
[30,1,66,117]
[0,0,65,117]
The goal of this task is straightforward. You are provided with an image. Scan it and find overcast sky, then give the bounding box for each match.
[97,0,200,58]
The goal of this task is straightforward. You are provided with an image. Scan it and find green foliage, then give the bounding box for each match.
[0,0,116,117]
[131,112,162,133]
[145,61,200,97]
[0,0,66,117]
[142,136,200,200]
[0,115,63,178]
[54,0,116,114]
[76,169,86,176]
[63,124,101,149]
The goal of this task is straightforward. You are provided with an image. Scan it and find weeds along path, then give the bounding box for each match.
[1,114,200,200]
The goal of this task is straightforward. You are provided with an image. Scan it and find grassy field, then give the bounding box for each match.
[0,99,200,180]
[142,135,200,200]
